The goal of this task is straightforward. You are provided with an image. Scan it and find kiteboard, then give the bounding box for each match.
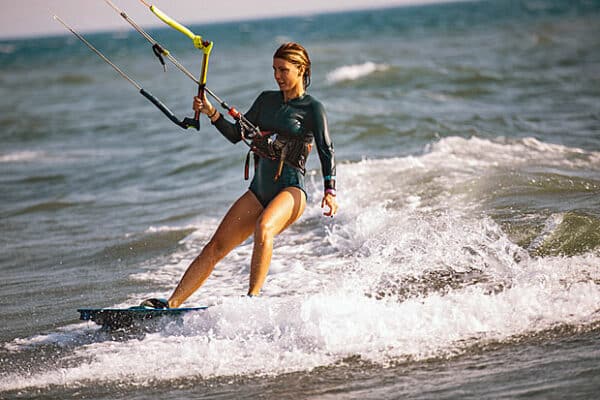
[78,306,209,330]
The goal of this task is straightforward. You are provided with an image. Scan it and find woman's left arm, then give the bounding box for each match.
[312,101,338,217]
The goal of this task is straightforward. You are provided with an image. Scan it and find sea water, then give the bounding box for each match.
[1,0,599,398]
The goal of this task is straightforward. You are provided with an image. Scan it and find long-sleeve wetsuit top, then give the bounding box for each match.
[213,90,336,205]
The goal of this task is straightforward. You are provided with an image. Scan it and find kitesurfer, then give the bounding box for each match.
[143,42,337,308]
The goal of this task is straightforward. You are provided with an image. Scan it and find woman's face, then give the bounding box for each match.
[273,57,304,93]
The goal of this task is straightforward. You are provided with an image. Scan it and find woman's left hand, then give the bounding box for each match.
[192,94,215,116]
[321,193,338,217]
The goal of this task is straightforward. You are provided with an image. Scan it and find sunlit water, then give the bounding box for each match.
[1,0,599,398]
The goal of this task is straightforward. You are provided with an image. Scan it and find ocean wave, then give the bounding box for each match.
[326,62,389,83]
[11,201,78,216]
[2,272,599,391]
[144,224,200,235]
[54,74,94,85]
[2,0,599,395]
[166,158,225,177]
[0,150,81,164]
[425,136,600,170]
[2,136,599,392]
[0,44,16,55]
[0,149,116,165]
[94,228,197,262]
[0,151,44,163]
[527,212,600,256]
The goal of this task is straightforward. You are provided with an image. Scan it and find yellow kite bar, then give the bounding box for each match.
[140,0,213,55]
[139,0,212,126]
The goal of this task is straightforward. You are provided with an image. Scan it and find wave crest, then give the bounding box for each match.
[326,62,389,83]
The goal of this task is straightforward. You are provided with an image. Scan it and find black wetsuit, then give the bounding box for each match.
[213,90,336,207]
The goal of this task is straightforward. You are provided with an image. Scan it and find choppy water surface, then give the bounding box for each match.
[1,0,599,398]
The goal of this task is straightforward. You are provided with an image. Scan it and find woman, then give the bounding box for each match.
[144,42,337,308]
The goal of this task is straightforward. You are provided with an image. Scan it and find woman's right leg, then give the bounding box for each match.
[168,191,263,307]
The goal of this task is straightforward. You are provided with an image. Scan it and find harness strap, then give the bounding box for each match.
[274,145,288,182]
[244,150,251,180]
[244,150,262,181]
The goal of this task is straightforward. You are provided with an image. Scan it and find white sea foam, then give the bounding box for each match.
[3,136,599,392]
[2,273,599,390]
[0,150,45,163]
[0,149,115,164]
[326,62,389,83]
[144,224,198,234]
[2,324,94,353]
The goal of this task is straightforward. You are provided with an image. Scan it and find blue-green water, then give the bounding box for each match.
[1,0,600,398]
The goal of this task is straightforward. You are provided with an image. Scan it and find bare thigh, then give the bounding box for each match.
[210,190,264,254]
[256,187,306,236]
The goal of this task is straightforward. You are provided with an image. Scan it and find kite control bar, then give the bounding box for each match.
[139,0,213,131]
[55,1,260,137]
[53,15,199,130]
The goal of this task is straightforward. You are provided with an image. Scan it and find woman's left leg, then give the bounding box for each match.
[248,187,306,296]
[168,191,263,307]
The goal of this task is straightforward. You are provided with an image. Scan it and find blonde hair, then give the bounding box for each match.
[274,42,311,89]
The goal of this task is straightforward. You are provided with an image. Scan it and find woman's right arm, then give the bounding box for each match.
[193,92,263,144]
[193,95,240,143]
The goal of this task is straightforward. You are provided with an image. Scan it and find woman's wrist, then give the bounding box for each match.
[324,188,336,197]
[207,107,218,119]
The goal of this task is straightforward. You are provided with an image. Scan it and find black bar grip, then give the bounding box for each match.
[140,88,199,130]
[182,117,200,130]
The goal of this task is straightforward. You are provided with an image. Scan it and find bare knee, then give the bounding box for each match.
[255,217,277,243]
[203,237,230,261]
